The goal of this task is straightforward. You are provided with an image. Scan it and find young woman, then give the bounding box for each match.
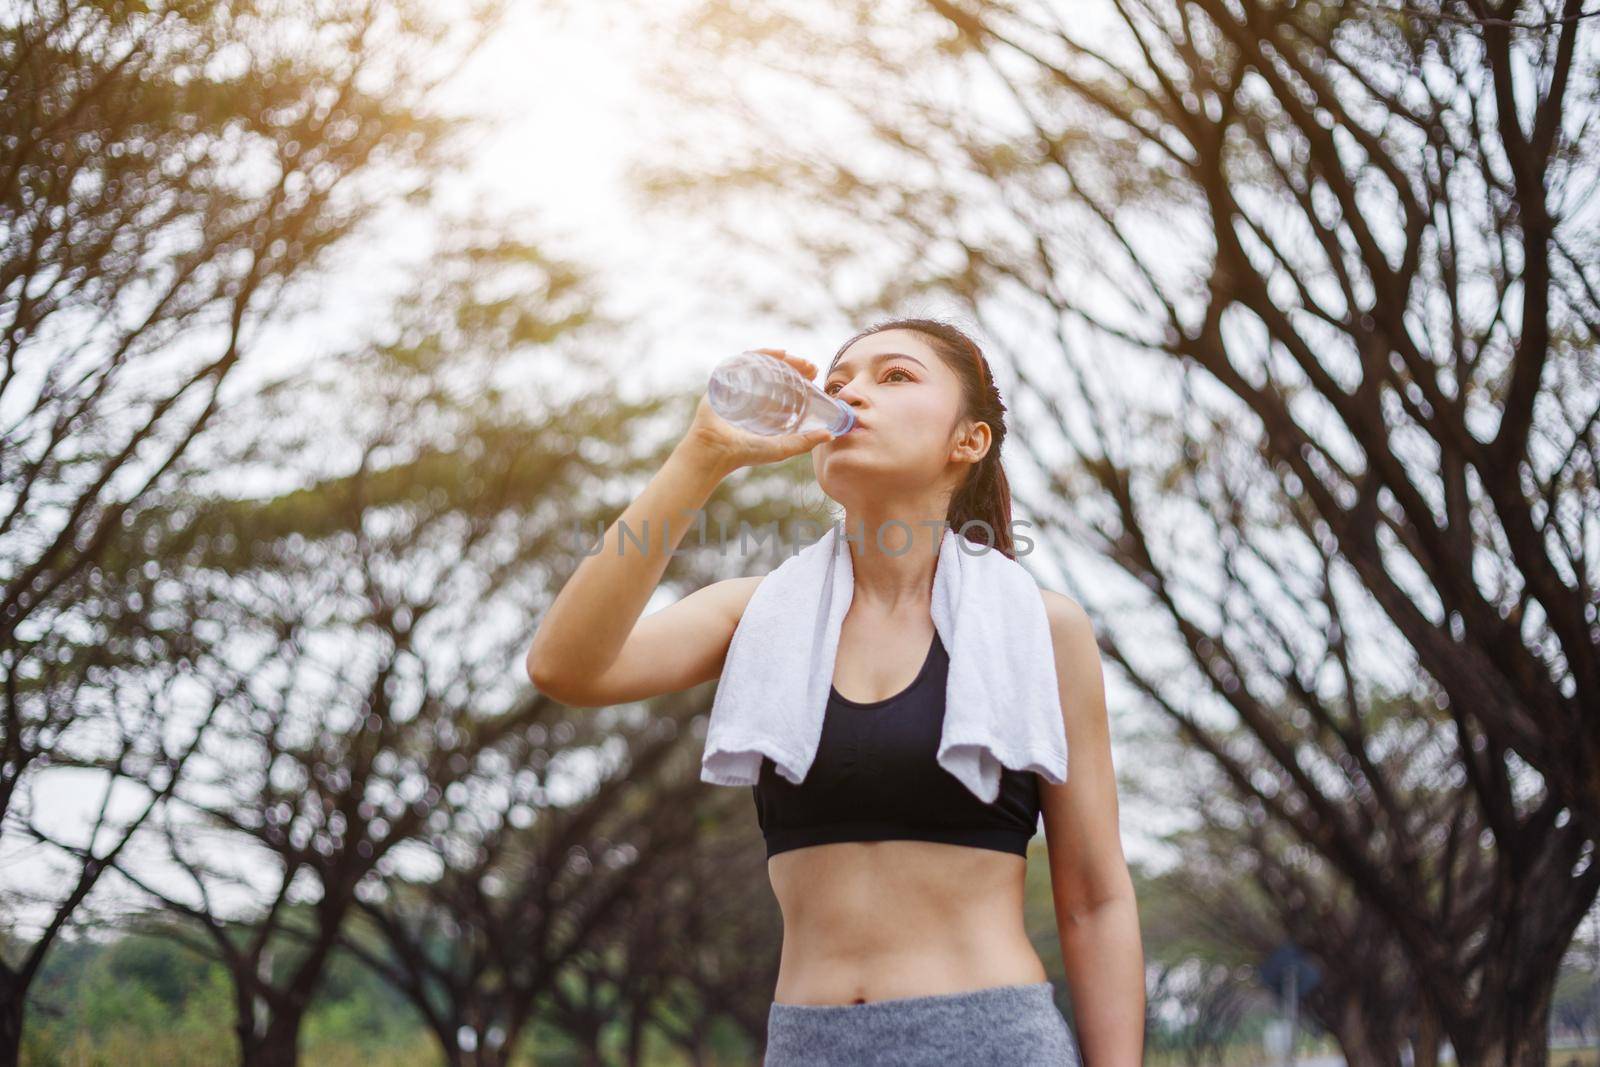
[527,319,1145,1065]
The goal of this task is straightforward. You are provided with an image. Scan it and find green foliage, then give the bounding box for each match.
[22,930,432,1067]
[23,942,237,1067]
[299,949,425,1055]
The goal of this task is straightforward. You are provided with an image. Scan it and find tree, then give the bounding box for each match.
[340,437,823,1066]
[533,791,783,1067]
[0,0,503,1057]
[1134,863,1264,1065]
[627,1,1600,1062]
[105,219,627,1067]
[342,696,714,1067]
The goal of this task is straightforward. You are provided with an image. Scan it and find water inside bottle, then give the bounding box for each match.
[708,351,857,437]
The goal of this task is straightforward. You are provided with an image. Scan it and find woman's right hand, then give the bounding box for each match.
[674,348,836,479]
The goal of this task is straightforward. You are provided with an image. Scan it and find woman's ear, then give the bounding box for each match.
[950,418,992,465]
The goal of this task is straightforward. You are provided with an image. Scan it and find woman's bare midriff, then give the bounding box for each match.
[766,838,1047,1006]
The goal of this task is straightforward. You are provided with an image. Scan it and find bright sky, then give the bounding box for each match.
[289,0,856,402]
[6,1,1189,940]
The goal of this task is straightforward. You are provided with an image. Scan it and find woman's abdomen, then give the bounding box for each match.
[766,840,1047,1005]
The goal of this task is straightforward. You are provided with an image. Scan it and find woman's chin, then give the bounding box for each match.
[817,461,899,498]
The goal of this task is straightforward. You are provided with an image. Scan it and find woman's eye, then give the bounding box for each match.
[825,368,912,395]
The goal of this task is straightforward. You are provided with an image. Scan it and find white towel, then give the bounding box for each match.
[701,523,1069,804]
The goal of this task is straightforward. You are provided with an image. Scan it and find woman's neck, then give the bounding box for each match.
[840,508,946,613]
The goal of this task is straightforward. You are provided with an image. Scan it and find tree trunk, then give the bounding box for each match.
[1412,1001,1444,1067]
[627,1009,646,1066]
[1485,979,1557,1067]
[240,1012,305,1067]
[436,1041,466,1067]
[424,1017,466,1067]
[470,1048,513,1067]
[0,972,23,1067]
[1332,994,1404,1067]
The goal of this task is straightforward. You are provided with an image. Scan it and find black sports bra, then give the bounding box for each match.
[751,630,1042,859]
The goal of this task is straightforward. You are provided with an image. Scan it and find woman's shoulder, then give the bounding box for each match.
[1037,588,1093,642]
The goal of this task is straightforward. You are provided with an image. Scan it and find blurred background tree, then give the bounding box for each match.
[7,0,1600,1064]
[0,0,507,1059]
[624,0,1600,1064]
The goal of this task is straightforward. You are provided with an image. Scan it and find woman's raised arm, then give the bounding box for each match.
[525,349,831,706]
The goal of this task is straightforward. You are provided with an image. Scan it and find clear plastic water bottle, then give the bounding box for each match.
[707,350,858,437]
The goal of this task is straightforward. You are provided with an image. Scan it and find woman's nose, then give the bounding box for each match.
[832,379,867,407]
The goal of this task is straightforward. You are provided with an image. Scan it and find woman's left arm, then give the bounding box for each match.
[1038,590,1145,1067]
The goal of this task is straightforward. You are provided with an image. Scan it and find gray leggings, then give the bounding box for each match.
[762,980,1081,1066]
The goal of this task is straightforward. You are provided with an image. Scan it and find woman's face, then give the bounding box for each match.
[813,328,987,508]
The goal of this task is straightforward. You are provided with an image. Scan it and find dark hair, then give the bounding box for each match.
[828,317,1016,560]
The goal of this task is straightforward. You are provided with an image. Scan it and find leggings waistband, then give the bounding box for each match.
[769,979,1056,1014]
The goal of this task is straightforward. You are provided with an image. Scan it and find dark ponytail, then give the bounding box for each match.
[829,317,1016,560]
